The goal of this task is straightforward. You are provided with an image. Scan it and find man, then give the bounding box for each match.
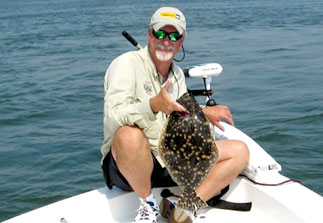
[101,7,249,223]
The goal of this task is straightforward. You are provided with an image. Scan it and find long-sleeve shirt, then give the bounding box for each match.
[101,46,187,167]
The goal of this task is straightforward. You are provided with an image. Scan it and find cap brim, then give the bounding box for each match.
[152,22,185,35]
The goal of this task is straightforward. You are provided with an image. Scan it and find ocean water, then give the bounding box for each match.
[1,0,322,220]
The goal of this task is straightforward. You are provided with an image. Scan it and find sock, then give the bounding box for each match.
[140,192,157,206]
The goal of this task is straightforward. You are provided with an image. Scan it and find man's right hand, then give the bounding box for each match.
[150,80,187,115]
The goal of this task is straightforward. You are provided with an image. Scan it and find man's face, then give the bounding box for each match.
[148,25,184,63]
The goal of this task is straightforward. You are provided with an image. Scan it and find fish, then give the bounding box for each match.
[158,93,219,211]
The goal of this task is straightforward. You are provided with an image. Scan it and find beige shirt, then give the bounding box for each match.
[101,46,187,166]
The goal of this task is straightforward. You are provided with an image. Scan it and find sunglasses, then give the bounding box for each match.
[152,29,182,42]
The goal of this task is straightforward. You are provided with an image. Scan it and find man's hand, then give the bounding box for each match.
[150,80,187,115]
[202,105,234,131]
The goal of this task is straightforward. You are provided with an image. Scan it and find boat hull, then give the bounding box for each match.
[4,176,322,223]
[4,122,322,223]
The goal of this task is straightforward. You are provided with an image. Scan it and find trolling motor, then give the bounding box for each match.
[122,31,223,106]
[184,63,223,106]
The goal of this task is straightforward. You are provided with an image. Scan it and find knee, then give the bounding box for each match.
[113,126,149,154]
[235,140,250,165]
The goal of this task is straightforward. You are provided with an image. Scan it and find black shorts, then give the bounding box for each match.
[102,151,177,191]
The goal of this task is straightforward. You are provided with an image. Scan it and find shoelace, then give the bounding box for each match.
[147,201,159,216]
[135,201,157,222]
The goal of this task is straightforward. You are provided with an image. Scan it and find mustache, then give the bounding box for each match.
[155,43,175,51]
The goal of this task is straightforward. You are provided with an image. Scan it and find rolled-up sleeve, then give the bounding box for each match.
[101,48,188,162]
[103,54,157,139]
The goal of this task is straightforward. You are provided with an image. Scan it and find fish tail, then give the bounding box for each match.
[177,191,208,212]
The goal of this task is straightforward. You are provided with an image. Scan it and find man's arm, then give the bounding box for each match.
[149,80,187,115]
[103,56,156,135]
[202,105,235,131]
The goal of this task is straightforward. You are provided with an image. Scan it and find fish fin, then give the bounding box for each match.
[177,190,208,212]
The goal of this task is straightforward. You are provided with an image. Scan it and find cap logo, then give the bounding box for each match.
[160,12,180,20]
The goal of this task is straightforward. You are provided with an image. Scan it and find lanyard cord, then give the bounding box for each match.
[157,65,180,100]
[174,45,185,62]
[156,66,180,119]
[170,66,180,100]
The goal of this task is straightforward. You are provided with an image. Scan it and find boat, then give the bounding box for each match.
[4,63,322,223]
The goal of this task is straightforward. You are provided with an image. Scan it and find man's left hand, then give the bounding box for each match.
[202,105,234,131]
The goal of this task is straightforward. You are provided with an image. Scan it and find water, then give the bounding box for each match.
[1,0,322,220]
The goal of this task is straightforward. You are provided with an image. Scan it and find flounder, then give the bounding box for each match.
[158,93,219,211]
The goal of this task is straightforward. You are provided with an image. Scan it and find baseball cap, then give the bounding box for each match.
[149,7,186,35]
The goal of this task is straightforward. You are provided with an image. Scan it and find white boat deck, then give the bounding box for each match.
[4,176,322,223]
[4,122,323,223]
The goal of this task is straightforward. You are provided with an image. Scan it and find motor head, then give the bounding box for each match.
[184,63,223,78]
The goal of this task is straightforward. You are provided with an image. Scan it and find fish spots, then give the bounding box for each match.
[158,93,219,211]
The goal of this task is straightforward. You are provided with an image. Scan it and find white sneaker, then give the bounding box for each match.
[134,200,159,223]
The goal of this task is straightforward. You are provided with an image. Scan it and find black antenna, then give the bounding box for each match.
[122,31,142,50]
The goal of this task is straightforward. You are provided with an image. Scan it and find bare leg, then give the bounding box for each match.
[111,125,153,198]
[196,140,249,201]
